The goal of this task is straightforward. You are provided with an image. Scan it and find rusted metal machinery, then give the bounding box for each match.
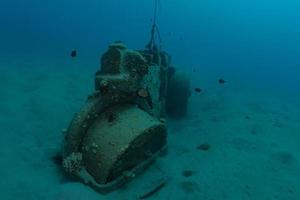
[61,42,190,193]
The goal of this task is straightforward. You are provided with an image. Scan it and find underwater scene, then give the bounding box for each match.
[1,0,300,199]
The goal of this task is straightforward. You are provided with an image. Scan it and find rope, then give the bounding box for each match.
[146,0,162,52]
[153,0,158,25]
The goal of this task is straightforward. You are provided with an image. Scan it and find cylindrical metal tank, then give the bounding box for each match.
[81,104,167,184]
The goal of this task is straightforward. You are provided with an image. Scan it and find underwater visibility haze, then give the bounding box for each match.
[0,0,299,199]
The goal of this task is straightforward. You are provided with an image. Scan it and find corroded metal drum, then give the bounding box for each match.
[82,104,166,184]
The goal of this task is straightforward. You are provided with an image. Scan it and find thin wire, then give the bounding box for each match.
[146,0,162,51]
[153,0,158,25]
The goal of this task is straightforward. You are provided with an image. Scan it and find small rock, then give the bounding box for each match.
[245,116,251,120]
[182,170,196,177]
[197,143,211,151]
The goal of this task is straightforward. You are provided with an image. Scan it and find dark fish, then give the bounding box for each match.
[52,153,63,165]
[218,79,226,84]
[194,88,202,93]
[70,50,77,58]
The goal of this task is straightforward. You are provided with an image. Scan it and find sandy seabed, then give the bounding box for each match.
[0,61,299,200]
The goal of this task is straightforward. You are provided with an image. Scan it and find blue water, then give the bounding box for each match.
[0,0,299,199]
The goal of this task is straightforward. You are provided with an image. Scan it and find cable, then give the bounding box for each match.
[146,0,162,52]
[153,0,158,25]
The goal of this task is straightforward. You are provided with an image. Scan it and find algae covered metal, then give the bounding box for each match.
[61,42,190,193]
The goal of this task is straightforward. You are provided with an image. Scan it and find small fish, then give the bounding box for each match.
[52,153,63,165]
[70,50,77,58]
[194,88,202,93]
[218,79,226,84]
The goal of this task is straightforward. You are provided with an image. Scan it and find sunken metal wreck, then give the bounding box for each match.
[61,42,190,193]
